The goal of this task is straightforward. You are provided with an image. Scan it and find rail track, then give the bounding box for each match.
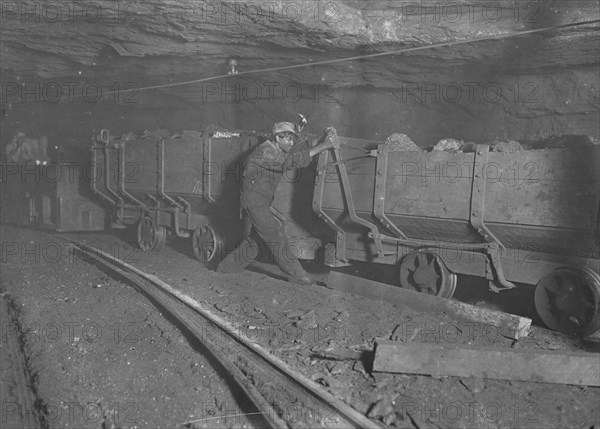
[0,295,42,429]
[66,238,380,429]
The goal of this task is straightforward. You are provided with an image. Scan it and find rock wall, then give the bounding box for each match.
[1,69,598,159]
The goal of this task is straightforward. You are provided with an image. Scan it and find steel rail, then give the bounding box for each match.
[66,239,381,429]
[0,297,42,429]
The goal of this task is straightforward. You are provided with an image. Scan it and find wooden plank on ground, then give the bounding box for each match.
[326,271,531,339]
[373,340,600,386]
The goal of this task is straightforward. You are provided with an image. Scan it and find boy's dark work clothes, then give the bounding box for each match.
[217,139,313,277]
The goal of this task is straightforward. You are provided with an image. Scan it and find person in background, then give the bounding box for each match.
[5,132,50,165]
[217,121,336,285]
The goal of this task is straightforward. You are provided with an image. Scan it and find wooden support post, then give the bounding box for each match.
[326,271,531,339]
[373,340,600,386]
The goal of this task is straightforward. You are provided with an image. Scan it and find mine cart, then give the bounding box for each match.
[314,134,600,335]
[0,162,105,232]
[91,128,327,264]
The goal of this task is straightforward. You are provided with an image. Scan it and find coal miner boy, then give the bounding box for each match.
[217,121,336,285]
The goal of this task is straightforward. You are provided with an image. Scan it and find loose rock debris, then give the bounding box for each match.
[2,225,599,428]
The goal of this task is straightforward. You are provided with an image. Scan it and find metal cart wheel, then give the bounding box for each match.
[152,225,167,252]
[399,251,457,298]
[192,224,222,264]
[136,215,165,252]
[534,266,600,336]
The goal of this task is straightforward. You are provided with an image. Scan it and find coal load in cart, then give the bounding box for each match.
[91,127,329,266]
[314,134,600,336]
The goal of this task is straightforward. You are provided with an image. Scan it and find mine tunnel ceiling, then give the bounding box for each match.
[1,0,599,103]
